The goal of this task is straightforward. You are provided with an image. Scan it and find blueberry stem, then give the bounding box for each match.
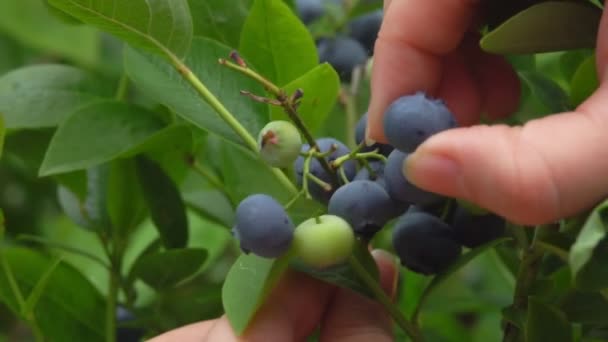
[188,157,224,190]
[307,173,332,192]
[338,166,350,185]
[503,225,553,342]
[302,154,313,199]
[284,189,305,210]
[219,56,337,184]
[164,55,297,196]
[348,255,424,342]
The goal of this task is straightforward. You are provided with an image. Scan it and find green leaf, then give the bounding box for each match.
[107,159,147,237]
[413,237,511,319]
[570,53,599,107]
[83,165,112,231]
[561,291,608,325]
[0,209,4,239]
[130,248,207,291]
[269,64,340,133]
[572,239,608,291]
[218,140,321,224]
[22,257,63,316]
[0,0,99,66]
[136,156,189,249]
[183,189,235,228]
[39,100,166,176]
[222,253,291,335]
[56,165,112,232]
[519,71,571,113]
[0,247,106,342]
[0,33,27,75]
[47,0,193,60]
[525,297,573,342]
[480,1,602,54]
[0,113,4,159]
[290,240,379,299]
[349,1,383,18]
[569,199,608,287]
[0,64,113,130]
[559,49,594,83]
[124,37,268,146]
[57,185,91,229]
[188,0,252,48]
[240,0,318,85]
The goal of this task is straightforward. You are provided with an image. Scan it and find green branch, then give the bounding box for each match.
[503,225,553,342]
[164,54,298,195]
[219,57,337,184]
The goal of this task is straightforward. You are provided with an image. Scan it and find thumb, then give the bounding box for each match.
[318,249,399,342]
[404,79,608,225]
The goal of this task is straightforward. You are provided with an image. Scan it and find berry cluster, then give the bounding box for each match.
[296,0,383,81]
[231,92,506,275]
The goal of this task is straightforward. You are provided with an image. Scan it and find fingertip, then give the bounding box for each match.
[371,249,399,298]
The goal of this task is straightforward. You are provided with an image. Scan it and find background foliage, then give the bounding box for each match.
[0,0,606,341]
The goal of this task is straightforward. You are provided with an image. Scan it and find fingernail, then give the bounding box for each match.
[364,124,377,146]
[404,152,462,194]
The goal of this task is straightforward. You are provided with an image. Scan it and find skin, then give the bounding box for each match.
[147,249,397,341]
[367,0,608,225]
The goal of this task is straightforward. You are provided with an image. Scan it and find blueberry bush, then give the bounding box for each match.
[0,0,606,341]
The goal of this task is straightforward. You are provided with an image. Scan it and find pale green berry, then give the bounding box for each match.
[293,215,355,269]
[257,120,302,168]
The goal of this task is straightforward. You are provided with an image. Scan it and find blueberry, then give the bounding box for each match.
[116,306,144,342]
[328,180,396,237]
[384,149,443,206]
[232,194,294,258]
[392,211,462,275]
[451,206,506,248]
[347,9,383,55]
[258,120,302,168]
[354,160,386,187]
[383,92,457,153]
[355,112,394,156]
[295,0,325,24]
[294,214,355,269]
[294,137,357,204]
[317,36,368,82]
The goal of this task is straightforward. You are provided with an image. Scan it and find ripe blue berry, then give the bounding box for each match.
[295,0,325,24]
[383,92,457,153]
[384,149,442,206]
[232,194,294,258]
[293,215,355,269]
[294,137,357,204]
[392,211,462,275]
[328,180,395,237]
[258,120,302,168]
[317,36,368,82]
[347,9,383,55]
[451,206,506,248]
[355,112,394,156]
[354,161,386,187]
[116,306,144,342]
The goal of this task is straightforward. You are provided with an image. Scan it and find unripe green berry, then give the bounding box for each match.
[293,215,355,269]
[257,120,302,168]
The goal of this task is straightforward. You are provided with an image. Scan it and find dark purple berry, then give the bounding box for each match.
[383,92,457,153]
[233,194,294,258]
[392,211,462,275]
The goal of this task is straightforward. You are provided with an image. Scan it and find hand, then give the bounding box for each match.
[147,250,398,342]
[367,0,608,225]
